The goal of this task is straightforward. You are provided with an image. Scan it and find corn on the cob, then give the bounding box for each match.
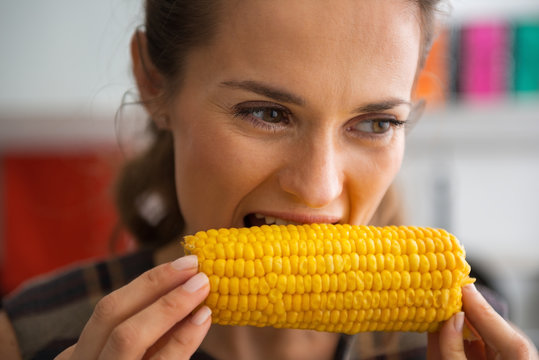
[182,224,474,334]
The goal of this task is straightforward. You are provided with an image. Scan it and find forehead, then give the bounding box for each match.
[222,0,418,44]
[186,0,421,103]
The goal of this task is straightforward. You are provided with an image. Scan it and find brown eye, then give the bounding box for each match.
[251,108,287,124]
[233,102,292,132]
[354,119,393,134]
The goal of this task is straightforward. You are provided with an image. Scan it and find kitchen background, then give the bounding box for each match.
[1,0,538,345]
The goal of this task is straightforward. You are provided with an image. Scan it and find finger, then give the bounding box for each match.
[145,306,212,360]
[463,284,533,359]
[438,312,467,360]
[98,272,210,360]
[427,331,441,360]
[510,322,539,360]
[462,317,487,359]
[72,255,198,360]
[427,314,468,360]
[463,339,487,360]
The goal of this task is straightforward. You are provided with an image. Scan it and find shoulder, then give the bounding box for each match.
[1,247,156,360]
[3,248,156,321]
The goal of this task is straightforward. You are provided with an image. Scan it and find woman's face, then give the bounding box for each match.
[166,0,421,235]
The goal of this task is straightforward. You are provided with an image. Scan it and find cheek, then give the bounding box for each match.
[348,136,405,222]
[173,128,238,227]
[171,120,279,231]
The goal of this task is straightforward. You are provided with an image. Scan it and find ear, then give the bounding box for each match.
[131,30,169,127]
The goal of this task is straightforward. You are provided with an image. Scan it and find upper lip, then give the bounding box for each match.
[249,211,341,224]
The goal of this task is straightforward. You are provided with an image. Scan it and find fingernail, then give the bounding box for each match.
[464,283,478,292]
[171,255,198,271]
[182,272,209,293]
[454,312,465,333]
[191,306,212,325]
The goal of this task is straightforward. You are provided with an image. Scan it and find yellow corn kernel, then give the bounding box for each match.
[183,224,474,334]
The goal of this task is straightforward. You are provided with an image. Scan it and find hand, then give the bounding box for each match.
[55,255,211,359]
[427,284,538,360]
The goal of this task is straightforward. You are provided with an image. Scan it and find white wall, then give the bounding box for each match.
[0,0,143,148]
[448,0,539,22]
[0,0,142,110]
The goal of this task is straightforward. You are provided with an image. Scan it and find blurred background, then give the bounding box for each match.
[1,0,538,346]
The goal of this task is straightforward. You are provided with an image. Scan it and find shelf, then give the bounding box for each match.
[0,109,118,151]
[406,99,539,150]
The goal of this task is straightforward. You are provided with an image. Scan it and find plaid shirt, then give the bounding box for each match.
[3,248,155,359]
[2,248,506,360]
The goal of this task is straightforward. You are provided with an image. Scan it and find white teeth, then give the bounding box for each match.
[254,213,298,225]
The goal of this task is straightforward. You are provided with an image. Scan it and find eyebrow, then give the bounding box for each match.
[354,98,412,113]
[220,80,305,106]
[220,79,411,112]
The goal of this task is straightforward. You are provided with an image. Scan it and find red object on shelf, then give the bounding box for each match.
[1,150,131,295]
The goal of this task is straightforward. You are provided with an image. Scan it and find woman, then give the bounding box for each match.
[1,0,537,359]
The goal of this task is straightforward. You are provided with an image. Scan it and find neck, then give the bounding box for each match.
[200,324,340,360]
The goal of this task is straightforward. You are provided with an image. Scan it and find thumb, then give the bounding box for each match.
[439,312,467,360]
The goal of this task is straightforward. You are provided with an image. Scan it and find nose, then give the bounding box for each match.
[278,134,343,208]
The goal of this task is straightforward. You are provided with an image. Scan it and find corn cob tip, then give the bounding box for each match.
[181,239,194,254]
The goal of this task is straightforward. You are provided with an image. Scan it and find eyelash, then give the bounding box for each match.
[232,104,407,137]
[232,104,291,132]
[345,117,407,143]
[348,116,407,136]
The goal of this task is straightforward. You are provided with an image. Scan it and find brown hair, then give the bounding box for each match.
[115,0,443,246]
